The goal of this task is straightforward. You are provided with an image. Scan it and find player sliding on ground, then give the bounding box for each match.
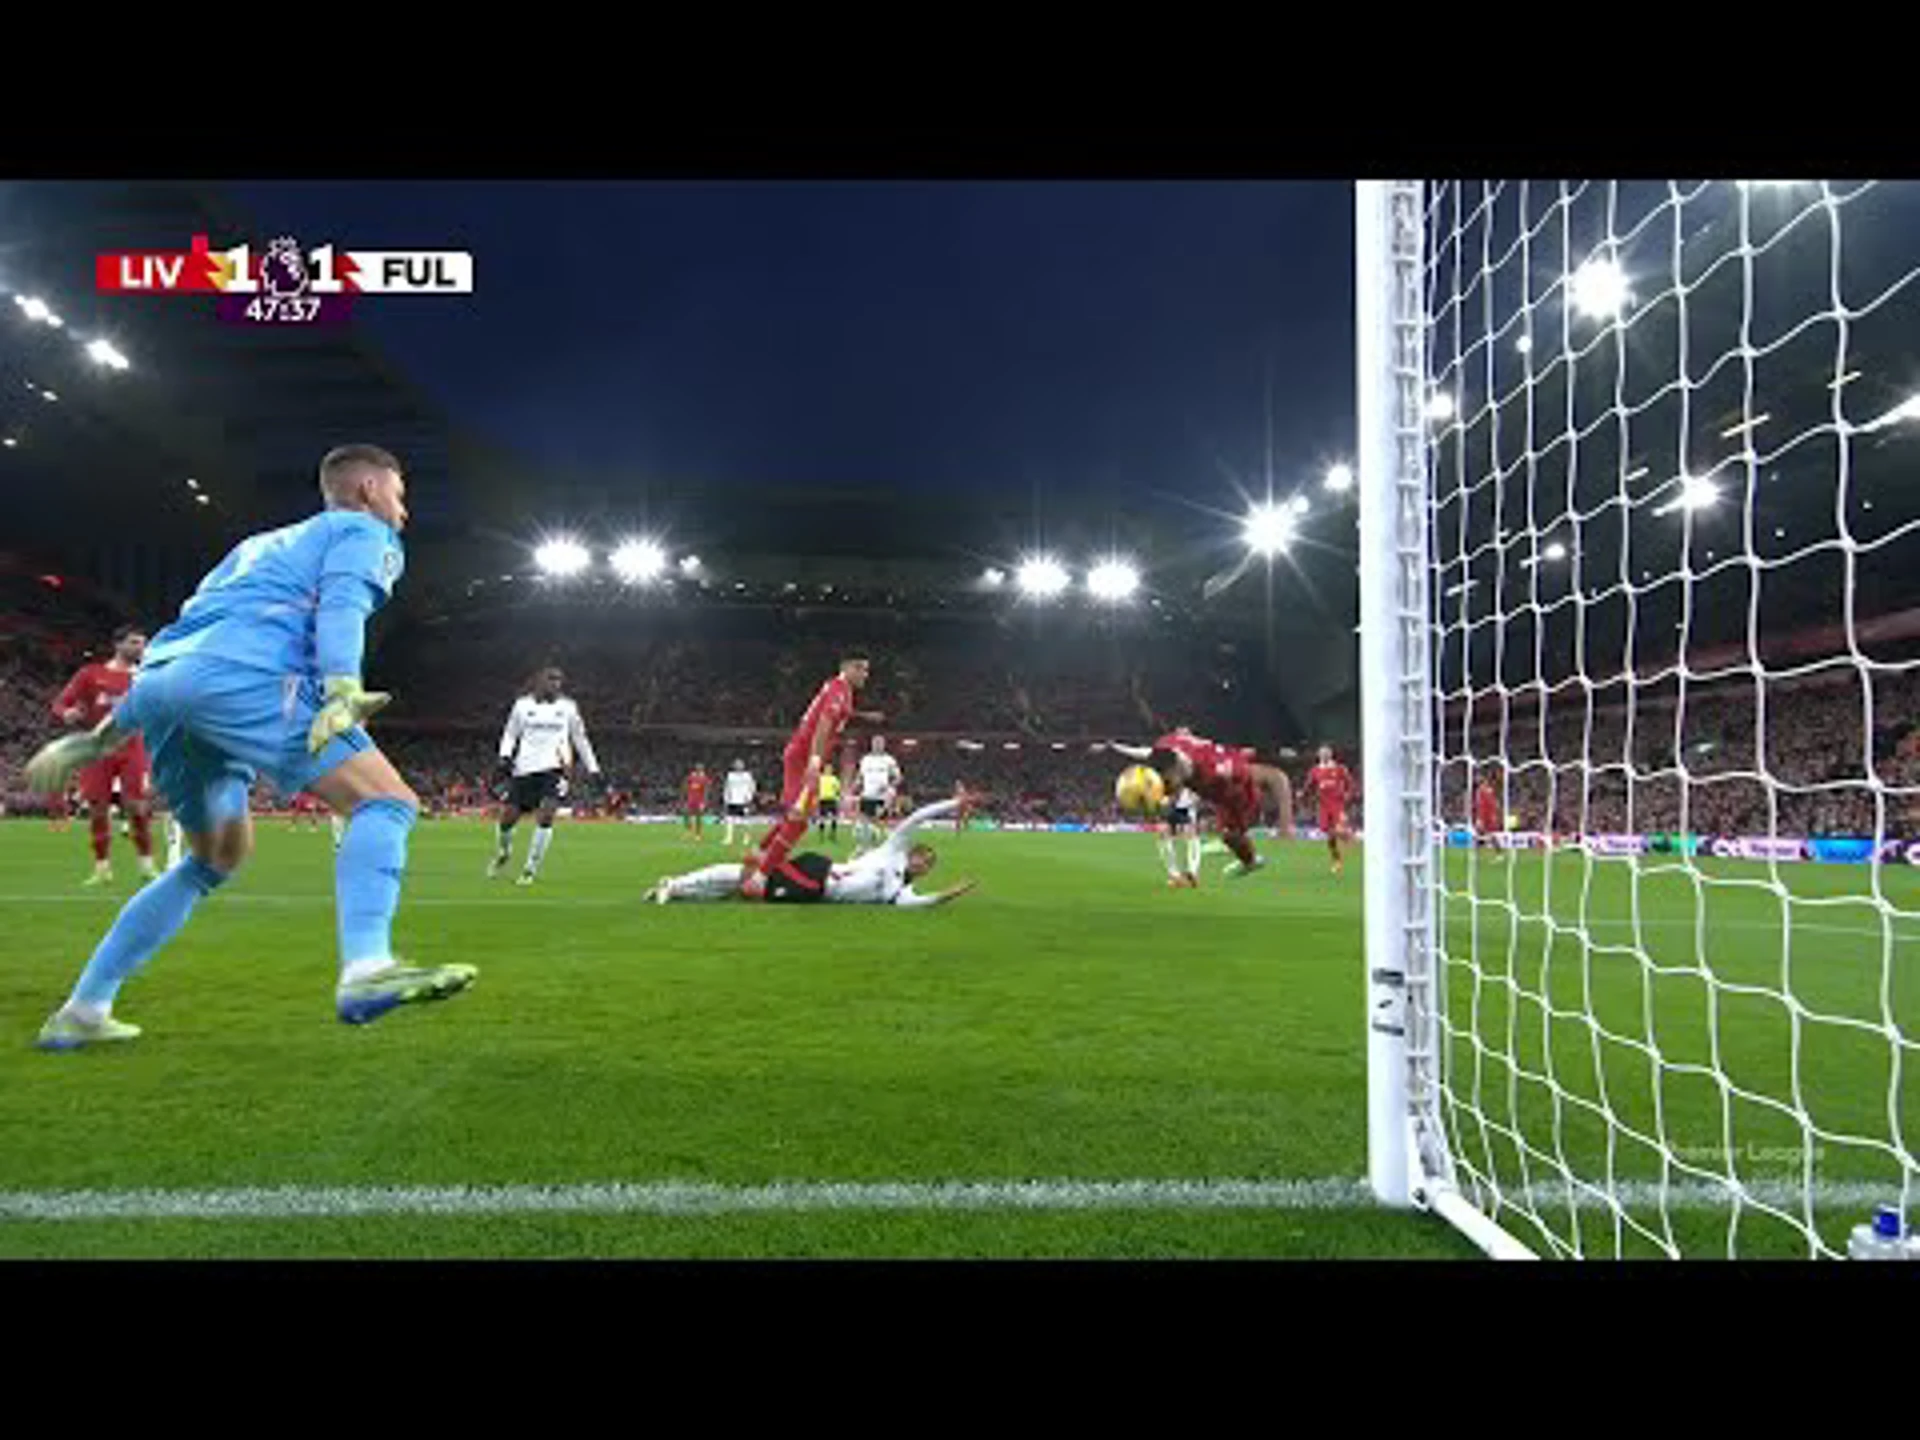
[650,796,977,907]
[21,444,475,1050]
[1114,728,1295,878]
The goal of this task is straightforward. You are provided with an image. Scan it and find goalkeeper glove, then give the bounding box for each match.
[308,676,392,755]
[24,727,120,796]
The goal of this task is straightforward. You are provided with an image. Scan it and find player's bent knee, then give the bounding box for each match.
[191,819,253,874]
[307,748,416,814]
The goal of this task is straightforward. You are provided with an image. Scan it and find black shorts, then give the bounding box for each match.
[1167,804,1195,828]
[859,797,888,818]
[764,851,833,904]
[817,799,838,818]
[726,802,751,818]
[510,769,567,812]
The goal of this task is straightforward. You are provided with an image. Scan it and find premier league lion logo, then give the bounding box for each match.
[260,237,310,298]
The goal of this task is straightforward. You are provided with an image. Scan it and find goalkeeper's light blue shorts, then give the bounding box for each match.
[113,655,374,833]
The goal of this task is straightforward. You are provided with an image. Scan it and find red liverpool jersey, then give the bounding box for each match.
[53,661,135,728]
[685,772,710,805]
[1474,782,1501,829]
[1155,730,1256,806]
[786,675,855,764]
[1309,762,1355,809]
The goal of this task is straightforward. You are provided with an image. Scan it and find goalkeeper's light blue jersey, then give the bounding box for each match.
[144,509,405,680]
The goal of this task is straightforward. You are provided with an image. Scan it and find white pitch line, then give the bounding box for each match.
[0,1177,1375,1222]
[0,1175,1897,1223]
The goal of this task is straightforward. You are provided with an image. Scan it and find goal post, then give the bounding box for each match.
[1358,180,1534,1258]
[1358,178,1920,1260]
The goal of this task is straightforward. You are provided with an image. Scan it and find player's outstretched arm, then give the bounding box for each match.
[1108,742,1154,760]
[896,877,978,908]
[891,795,961,843]
[25,714,134,795]
[1271,767,1295,838]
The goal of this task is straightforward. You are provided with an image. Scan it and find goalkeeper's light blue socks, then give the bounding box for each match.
[336,797,416,985]
[67,857,228,1018]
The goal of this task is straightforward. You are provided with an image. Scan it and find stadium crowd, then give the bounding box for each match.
[1441,664,1920,840]
[12,562,1920,839]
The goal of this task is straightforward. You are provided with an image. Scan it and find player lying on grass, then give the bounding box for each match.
[649,796,977,907]
[1113,728,1294,878]
[21,444,476,1050]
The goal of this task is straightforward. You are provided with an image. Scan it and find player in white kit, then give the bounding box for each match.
[1158,784,1203,888]
[851,735,902,856]
[721,759,757,846]
[489,666,602,885]
[648,796,977,907]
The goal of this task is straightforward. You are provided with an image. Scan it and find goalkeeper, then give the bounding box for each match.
[20,445,475,1050]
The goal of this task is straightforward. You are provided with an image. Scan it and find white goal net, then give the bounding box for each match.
[1361,180,1920,1258]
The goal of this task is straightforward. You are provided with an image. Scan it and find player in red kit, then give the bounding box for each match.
[741,656,876,898]
[1473,772,1504,853]
[1304,744,1358,876]
[51,625,157,885]
[684,764,711,840]
[1121,728,1295,878]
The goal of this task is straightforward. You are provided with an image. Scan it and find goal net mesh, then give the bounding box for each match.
[1422,180,1920,1257]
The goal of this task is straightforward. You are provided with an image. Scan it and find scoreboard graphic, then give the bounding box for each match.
[96,235,474,327]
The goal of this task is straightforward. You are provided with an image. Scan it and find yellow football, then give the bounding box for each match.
[1115,764,1167,816]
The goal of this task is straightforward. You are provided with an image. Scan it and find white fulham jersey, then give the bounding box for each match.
[858,752,902,801]
[825,797,958,906]
[724,768,756,806]
[499,695,600,778]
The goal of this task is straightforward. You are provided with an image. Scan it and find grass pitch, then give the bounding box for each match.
[0,817,1909,1258]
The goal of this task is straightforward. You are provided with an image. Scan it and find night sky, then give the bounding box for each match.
[226,182,1356,504]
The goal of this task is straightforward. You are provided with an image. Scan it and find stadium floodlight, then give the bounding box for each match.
[1324,462,1355,493]
[678,554,701,575]
[2,437,16,449]
[1652,474,1721,517]
[610,538,667,584]
[1515,334,1533,354]
[1288,493,1311,517]
[1862,393,1920,432]
[1425,391,1456,422]
[981,566,1006,587]
[534,537,592,577]
[14,295,59,326]
[1086,558,1140,602]
[1568,255,1631,321]
[186,478,199,490]
[1015,555,1070,599]
[1243,502,1297,557]
[39,389,57,403]
[84,338,130,371]
[193,493,210,506]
